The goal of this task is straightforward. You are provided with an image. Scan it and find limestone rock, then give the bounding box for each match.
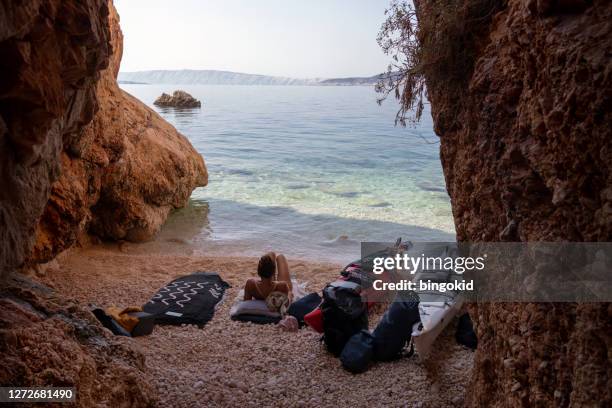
[0,0,111,274]
[154,90,202,108]
[32,2,207,262]
[0,1,156,403]
[416,0,612,406]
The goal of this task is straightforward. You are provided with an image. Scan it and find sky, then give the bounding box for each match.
[114,0,393,78]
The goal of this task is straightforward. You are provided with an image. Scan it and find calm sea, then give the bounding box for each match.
[121,84,455,264]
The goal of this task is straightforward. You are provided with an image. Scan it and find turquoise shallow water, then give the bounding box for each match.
[121,84,455,263]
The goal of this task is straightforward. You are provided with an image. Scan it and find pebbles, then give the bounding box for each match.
[45,245,475,407]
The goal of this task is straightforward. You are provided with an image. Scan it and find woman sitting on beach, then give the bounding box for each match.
[244,252,293,313]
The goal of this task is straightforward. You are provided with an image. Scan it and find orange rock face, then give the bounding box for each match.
[0,0,111,274]
[417,0,611,406]
[32,3,208,262]
[1,1,203,403]
[0,1,157,403]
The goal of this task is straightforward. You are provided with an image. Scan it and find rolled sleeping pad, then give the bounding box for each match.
[372,296,420,361]
[340,330,374,374]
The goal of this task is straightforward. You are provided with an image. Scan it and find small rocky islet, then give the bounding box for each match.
[154,90,201,108]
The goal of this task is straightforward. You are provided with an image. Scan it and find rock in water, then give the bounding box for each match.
[154,90,202,108]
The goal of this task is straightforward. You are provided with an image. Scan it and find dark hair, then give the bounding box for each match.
[257,254,276,279]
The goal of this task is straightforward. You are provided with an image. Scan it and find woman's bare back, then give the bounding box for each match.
[244,278,289,301]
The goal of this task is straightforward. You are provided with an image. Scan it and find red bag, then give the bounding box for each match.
[304,307,324,333]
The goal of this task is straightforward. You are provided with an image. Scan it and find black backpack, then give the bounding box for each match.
[321,283,368,356]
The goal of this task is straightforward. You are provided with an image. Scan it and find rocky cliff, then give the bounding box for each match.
[1,1,206,404]
[0,0,109,275]
[416,0,611,406]
[32,3,207,263]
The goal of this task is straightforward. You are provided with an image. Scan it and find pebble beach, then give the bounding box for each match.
[39,244,475,407]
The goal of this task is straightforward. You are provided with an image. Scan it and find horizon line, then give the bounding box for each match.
[118,68,386,80]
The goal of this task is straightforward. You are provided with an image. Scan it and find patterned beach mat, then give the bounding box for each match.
[143,272,230,327]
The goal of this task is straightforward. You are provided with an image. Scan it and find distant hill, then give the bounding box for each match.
[318,74,384,86]
[118,70,384,86]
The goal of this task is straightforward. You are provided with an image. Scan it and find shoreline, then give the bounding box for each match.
[36,243,474,407]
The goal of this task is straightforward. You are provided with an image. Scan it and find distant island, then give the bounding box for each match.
[118,69,383,86]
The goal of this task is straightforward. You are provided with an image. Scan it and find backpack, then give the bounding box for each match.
[321,283,368,356]
[372,292,420,361]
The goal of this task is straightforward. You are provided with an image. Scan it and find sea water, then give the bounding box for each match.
[121,84,455,264]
